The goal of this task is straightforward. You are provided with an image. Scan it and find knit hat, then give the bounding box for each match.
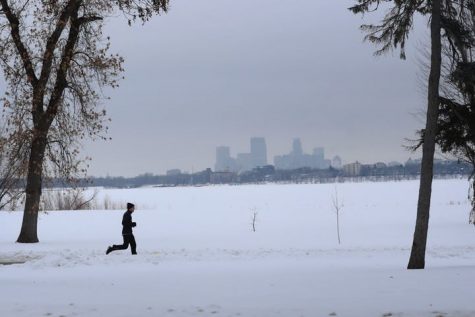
[127,202,135,210]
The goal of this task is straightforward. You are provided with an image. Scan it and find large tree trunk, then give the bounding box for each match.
[407,0,442,269]
[16,133,48,243]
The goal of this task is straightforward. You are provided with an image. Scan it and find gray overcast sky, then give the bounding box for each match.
[5,0,430,177]
[89,0,429,177]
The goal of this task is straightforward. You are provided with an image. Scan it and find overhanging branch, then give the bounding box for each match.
[0,0,38,87]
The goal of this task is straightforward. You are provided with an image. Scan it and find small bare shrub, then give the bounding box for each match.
[250,208,258,232]
[40,188,98,211]
[331,187,344,244]
[100,194,124,210]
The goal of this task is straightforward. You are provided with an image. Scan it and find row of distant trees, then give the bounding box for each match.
[34,160,467,188]
[0,0,473,270]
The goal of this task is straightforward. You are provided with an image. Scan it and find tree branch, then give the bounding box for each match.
[37,1,79,103]
[0,0,38,87]
[44,1,84,127]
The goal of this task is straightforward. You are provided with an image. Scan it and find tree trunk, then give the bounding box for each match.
[16,133,48,243]
[336,211,341,245]
[407,0,442,269]
[470,177,475,225]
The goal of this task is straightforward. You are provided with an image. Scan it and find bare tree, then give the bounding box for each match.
[251,208,258,232]
[0,0,169,242]
[331,187,343,245]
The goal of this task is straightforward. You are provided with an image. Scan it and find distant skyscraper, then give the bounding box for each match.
[274,139,330,170]
[292,138,303,156]
[215,146,233,172]
[215,138,268,173]
[237,152,253,171]
[250,137,267,167]
[313,147,324,160]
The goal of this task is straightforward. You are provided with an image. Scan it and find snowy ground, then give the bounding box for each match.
[1,179,475,317]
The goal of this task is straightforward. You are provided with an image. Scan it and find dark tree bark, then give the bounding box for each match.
[16,2,83,243]
[407,0,442,269]
[17,134,47,243]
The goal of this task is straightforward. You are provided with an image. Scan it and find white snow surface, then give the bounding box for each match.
[1,179,475,317]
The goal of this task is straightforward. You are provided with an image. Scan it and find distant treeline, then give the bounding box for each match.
[64,160,473,189]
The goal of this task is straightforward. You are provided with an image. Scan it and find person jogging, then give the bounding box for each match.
[106,202,137,255]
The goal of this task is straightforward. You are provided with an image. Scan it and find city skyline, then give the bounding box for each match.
[85,134,428,177]
[149,136,424,177]
[83,133,428,177]
[215,137,338,173]
[215,137,268,172]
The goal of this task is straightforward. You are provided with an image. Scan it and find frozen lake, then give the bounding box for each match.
[1,179,474,316]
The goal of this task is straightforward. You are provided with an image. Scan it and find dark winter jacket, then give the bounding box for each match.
[122,210,136,235]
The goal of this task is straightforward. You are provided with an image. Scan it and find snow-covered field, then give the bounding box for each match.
[1,179,475,317]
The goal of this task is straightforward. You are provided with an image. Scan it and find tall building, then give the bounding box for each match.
[292,138,303,156]
[250,137,267,167]
[313,147,324,160]
[274,139,331,170]
[215,138,268,173]
[237,153,253,171]
[343,161,362,176]
[215,146,236,172]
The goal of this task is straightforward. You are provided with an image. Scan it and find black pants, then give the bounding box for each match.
[110,234,137,254]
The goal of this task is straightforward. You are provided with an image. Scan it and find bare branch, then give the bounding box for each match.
[0,0,38,86]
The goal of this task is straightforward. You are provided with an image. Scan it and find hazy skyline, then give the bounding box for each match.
[1,0,430,177]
